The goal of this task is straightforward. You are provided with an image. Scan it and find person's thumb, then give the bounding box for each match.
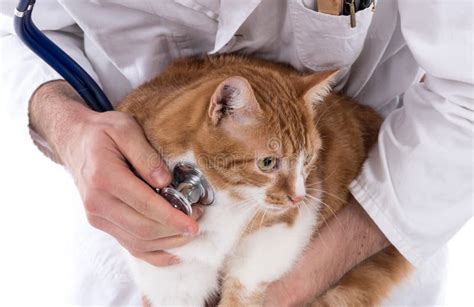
[110,116,171,188]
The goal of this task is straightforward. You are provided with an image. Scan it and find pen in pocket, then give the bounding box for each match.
[315,0,375,28]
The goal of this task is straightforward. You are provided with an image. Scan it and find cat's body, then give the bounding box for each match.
[118,55,411,306]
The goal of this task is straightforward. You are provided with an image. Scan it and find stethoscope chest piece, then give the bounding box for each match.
[157,162,214,216]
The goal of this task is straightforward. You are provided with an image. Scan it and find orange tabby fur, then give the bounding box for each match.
[117,55,412,306]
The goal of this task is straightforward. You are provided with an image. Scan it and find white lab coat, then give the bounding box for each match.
[0,0,472,305]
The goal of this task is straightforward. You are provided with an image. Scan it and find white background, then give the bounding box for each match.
[0,111,472,306]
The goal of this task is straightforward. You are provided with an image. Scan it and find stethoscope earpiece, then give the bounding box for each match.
[157,162,214,216]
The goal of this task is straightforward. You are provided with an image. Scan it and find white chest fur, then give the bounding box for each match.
[128,190,256,306]
[226,204,318,291]
[129,199,318,306]
[128,154,320,306]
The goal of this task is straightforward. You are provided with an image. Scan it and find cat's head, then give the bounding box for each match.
[195,70,338,211]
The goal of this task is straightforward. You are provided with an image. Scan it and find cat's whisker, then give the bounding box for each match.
[306,187,349,204]
[302,199,336,251]
[227,199,261,224]
[303,193,320,203]
[304,193,344,228]
[296,201,303,211]
[241,198,264,232]
[305,169,338,188]
[305,182,321,187]
[259,209,268,228]
[244,202,262,217]
[300,199,332,251]
[300,200,309,215]
[316,170,338,184]
[302,197,320,209]
[243,204,267,234]
[247,215,258,233]
[301,199,315,213]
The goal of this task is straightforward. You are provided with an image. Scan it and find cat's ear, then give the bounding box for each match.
[301,70,339,105]
[209,76,260,125]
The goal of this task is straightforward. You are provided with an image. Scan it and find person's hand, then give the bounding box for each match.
[29,80,202,266]
[264,196,390,306]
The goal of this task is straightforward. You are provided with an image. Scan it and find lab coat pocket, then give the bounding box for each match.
[289,0,374,72]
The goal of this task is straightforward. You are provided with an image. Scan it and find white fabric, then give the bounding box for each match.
[0,0,472,305]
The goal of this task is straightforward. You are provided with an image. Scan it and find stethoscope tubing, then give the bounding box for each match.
[14,0,113,112]
[13,0,215,216]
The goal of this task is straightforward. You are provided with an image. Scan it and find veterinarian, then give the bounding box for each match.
[1,0,472,305]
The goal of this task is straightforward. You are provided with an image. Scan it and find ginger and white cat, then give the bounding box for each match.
[117,55,411,306]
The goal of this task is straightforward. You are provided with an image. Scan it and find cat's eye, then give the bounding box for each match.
[304,154,314,166]
[257,157,278,172]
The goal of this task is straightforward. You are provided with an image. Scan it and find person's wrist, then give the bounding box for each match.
[53,107,96,166]
[29,80,97,162]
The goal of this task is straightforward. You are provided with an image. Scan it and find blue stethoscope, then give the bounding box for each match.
[14,0,214,215]
[14,0,112,112]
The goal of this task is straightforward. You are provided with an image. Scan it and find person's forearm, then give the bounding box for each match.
[316,197,388,294]
[265,196,390,306]
[29,80,94,163]
[303,196,390,297]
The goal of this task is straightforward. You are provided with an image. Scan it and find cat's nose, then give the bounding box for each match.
[288,194,305,205]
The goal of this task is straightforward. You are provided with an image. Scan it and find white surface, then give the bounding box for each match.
[0,113,472,306]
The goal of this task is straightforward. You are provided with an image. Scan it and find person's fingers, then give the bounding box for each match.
[190,205,204,221]
[146,234,192,251]
[131,250,181,267]
[142,296,152,307]
[107,116,171,188]
[87,215,194,253]
[96,194,181,239]
[107,161,200,235]
[122,234,194,253]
